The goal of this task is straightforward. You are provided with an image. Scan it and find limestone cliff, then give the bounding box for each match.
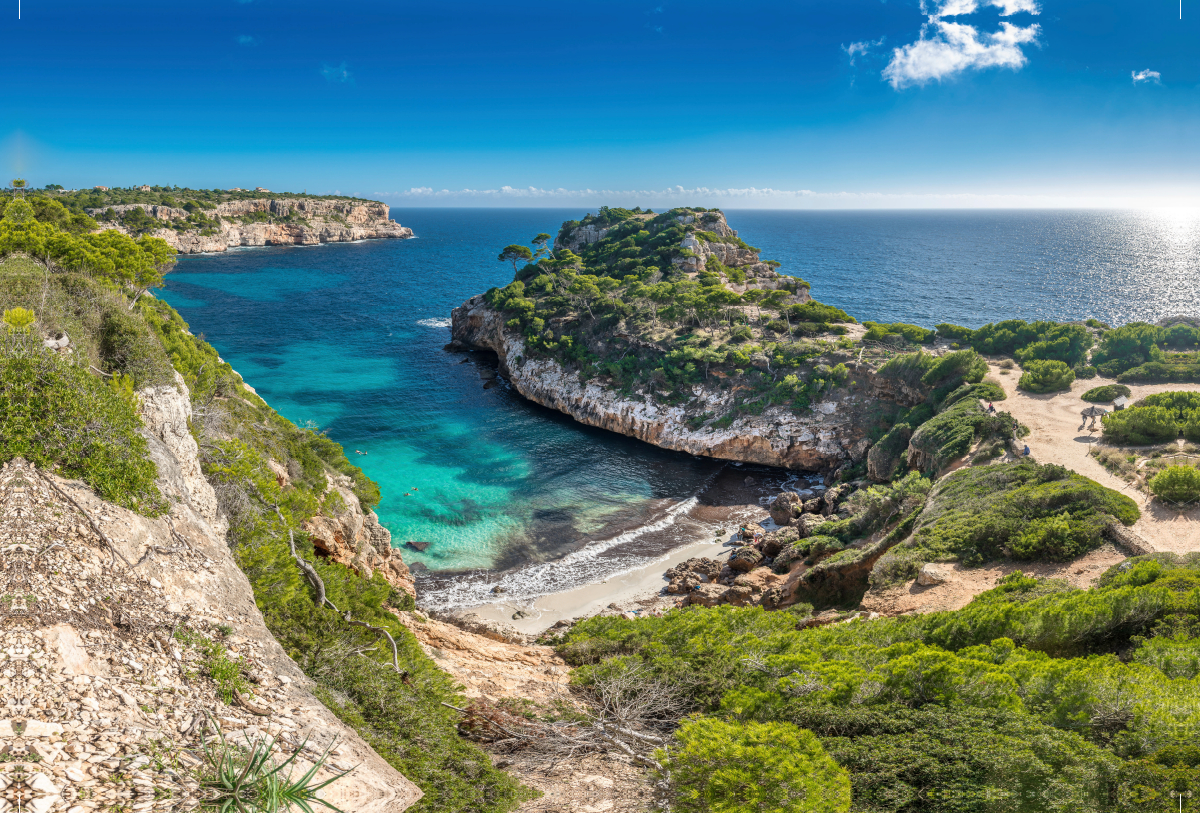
[87,198,413,254]
[0,379,422,813]
[452,296,875,472]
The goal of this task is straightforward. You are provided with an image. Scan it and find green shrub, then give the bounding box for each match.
[863,321,935,345]
[1101,406,1180,445]
[1081,384,1131,403]
[660,718,851,813]
[1010,511,1108,561]
[874,461,1138,576]
[907,399,1017,473]
[1148,465,1200,504]
[1074,365,1098,379]
[0,334,163,513]
[938,381,1005,410]
[1017,359,1075,393]
[877,351,936,389]
[921,349,988,389]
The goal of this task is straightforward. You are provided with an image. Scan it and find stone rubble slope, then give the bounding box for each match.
[84,198,414,254]
[0,374,422,811]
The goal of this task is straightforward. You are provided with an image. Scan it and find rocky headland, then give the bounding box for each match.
[87,197,413,253]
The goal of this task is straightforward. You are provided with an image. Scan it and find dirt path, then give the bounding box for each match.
[987,363,1200,554]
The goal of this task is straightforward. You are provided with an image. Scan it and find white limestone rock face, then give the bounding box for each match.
[137,372,225,535]
[87,198,414,254]
[450,297,874,472]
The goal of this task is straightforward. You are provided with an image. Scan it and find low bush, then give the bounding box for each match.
[0,333,163,513]
[1018,359,1075,393]
[1102,405,1182,445]
[1081,384,1131,403]
[906,398,1017,473]
[863,321,935,345]
[1148,465,1200,504]
[921,349,987,389]
[660,718,851,813]
[874,461,1138,577]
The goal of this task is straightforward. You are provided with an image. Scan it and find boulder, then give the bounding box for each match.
[760,527,800,557]
[685,583,731,607]
[664,557,723,594]
[802,498,822,514]
[728,546,764,573]
[769,491,803,527]
[795,513,827,538]
[917,563,950,586]
[821,483,851,516]
[407,539,430,552]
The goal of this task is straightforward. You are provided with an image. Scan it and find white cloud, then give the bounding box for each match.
[922,0,1039,14]
[237,34,257,46]
[884,20,1039,88]
[321,62,353,83]
[1132,69,1162,85]
[844,37,885,67]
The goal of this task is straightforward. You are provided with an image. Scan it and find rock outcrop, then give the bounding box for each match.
[303,473,416,598]
[451,297,875,472]
[0,391,423,811]
[88,198,413,254]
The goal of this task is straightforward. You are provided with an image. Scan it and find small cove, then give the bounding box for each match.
[160,207,1200,609]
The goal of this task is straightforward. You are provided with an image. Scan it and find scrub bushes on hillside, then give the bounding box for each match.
[0,331,163,513]
[1082,384,1131,403]
[906,398,1017,473]
[1148,465,1200,504]
[660,719,851,813]
[1018,359,1075,393]
[872,461,1137,582]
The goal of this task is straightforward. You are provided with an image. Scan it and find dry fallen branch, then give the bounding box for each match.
[36,470,131,568]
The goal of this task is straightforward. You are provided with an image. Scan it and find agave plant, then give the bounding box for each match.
[200,719,352,813]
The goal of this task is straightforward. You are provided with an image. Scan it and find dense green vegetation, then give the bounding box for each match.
[873,461,1139,584]
[560,555,1200,810]
[483,207,862,418]
[1101,391,1200,444]
[1148,465,1200,504]
[1083,384,1132,403]
[0,201,531,812]
[1088,320,1200,382]
[936,319,1094,368]
[1017,359,1076,393]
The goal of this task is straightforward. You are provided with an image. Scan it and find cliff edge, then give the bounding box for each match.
[87,197,413,254]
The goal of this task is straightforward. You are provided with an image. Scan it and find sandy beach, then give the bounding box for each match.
[467,534,736,634]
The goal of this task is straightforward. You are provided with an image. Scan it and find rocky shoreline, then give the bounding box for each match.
[449,297,878,472]
[88,197,414,254]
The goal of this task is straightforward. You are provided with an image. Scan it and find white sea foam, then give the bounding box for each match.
[418,497,700,612]
[417,318,452,328]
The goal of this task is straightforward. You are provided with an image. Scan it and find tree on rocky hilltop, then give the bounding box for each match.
[498,243,533,274]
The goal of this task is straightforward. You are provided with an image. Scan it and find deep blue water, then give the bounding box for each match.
[160,208,1200,608]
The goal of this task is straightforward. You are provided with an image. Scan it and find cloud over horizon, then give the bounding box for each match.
[885,0,1040,89]
[321,62,353,83]
[1132,69,1162,85]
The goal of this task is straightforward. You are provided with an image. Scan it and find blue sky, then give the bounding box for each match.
[2,0,1197,207]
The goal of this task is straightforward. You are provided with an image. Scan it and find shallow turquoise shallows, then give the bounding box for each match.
[162,207,1200,608]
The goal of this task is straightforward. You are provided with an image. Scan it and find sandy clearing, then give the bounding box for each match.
[861,542,1127,615]
[987,362,1200,554]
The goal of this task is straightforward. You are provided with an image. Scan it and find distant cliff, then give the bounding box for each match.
[87,197,413,253]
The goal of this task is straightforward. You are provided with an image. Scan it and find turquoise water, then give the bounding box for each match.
[160,211,747,609]
[162,207,1200,608]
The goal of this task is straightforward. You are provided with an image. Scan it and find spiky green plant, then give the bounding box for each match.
[200,722,349,813]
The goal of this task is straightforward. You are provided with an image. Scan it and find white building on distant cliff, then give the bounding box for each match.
[255,187,270,192]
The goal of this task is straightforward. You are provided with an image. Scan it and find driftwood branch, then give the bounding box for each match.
[276,505,402,673]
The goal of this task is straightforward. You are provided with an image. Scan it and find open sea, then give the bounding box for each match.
[159,208,1200,609]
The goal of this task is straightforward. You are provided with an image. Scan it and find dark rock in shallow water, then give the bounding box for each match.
[408,561,429,574]
[491,585,507,594]
[407,539,430,552]
[483,380,499,389]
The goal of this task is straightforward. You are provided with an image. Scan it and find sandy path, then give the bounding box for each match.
[988,363,1200,554]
